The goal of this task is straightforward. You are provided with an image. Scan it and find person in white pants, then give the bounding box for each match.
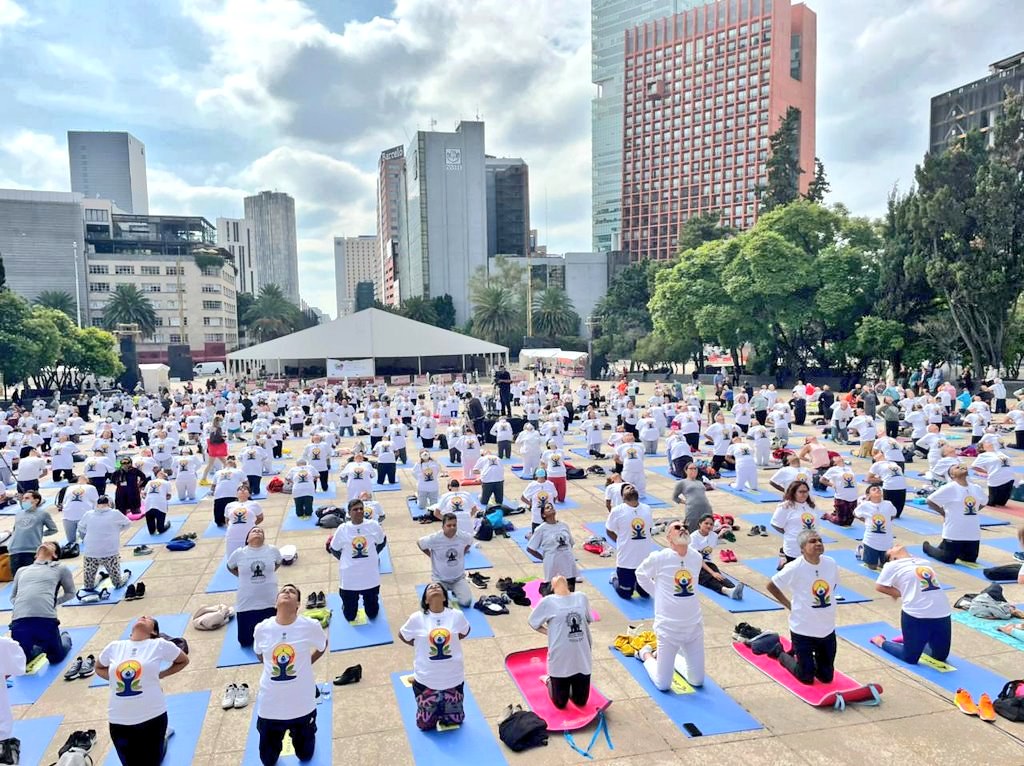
[173,448,201,502]
[634,521,706,689]
[726,435,759,492]
[749,423,772,467]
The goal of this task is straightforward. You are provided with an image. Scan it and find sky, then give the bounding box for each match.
[1,0,1021,316]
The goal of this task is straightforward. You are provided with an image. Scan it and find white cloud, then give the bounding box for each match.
[0,0,29,37]
[0,130,68,190]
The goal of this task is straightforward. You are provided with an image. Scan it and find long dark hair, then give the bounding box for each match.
[782,480,815,508]
[420,583,450,613]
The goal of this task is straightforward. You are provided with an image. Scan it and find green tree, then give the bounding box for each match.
[803,157,830,203]
[471,285,522,345]
[676,210,736,253]
[0,293,62,386]
[236,291,255,330]
[102,284,158,338]
[400,296,439,326]
[243,284,302,342]
[28,309,123,389]
[532,288,579,337]
[914,89,1024,373]
[759,106,804,212]
[592,262,656,369]
[0,251,6,290]
[33,290,76,319]
[431,295,457,330]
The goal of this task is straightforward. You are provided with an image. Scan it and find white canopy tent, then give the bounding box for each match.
[226,308,509,377]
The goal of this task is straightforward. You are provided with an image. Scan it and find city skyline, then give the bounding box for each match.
[0,0,1020,314]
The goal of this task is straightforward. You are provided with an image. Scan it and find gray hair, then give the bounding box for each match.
[798,529,823,549]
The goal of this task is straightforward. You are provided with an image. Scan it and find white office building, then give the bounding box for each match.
[217,217,256,294]
[244,191,300,305]
[334,235,380,317]
[67,131,149,214]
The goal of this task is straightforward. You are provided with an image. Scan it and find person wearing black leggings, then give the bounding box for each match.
[971,442,1015,508]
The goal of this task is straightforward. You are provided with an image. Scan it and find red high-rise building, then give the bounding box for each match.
[620,0,816,261]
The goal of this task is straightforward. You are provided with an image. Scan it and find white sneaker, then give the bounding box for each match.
[233,683,250,709]
[730,582,745,601]
[221,683,237,710]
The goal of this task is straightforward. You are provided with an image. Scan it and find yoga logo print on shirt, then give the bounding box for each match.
[428,628,452,660]
[625,448,638,460]
[114,659,143,697]
[423,468,434,481]
[535,492,549,507]
[739,446,751,456]
[351,535,369,559]
[795,473,809,484]
[1000,455,1010,467]
[450,497,464,512]
[249,561,266,581]
[630,517,647,540]
[870,514,888,534]
[231,509,248,525]
[963,495,978,516]
[915,566,941,592]
[699,546,713,561]
[270,643,297,681]
[800,512,816,530]
[673,568,695,597]
[311,448,321,460]
[842,474,855,489]
[565,611,585,637]
[352,466,364,479]
[556,535,569,550]
[70,488,86,501]
[810,579,832,609]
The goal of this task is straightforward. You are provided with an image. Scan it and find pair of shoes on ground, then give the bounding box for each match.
[170,532,197,542]
[746,525,769,537]
[221,683,250,709]
[63,655,96,681]
[469,572,490,589]
[57,729,96,757]
[305,591,327,610]
[718,549,739,563]
[732,622,765,642]
[0,737,19,765]
[126,581,146,601]
[334,664,362,686]
[132,545,154,556]
[955,688,997,722]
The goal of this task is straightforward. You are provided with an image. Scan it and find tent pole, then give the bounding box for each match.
[418,357,422,375]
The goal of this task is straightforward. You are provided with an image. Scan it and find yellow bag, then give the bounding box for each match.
[613,630,656,657]
[0,553,12,583]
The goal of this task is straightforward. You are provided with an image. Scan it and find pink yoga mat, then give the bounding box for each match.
[505,647,611,731]
[523,580,600,621]
[733,639,882,708]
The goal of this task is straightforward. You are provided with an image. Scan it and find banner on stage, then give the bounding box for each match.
[326,358,375,378]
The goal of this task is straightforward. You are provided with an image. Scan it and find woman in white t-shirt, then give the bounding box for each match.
[96,615,190,766]
[769,481,818,568]
[57,475,99,545]
[870,543,951,665]
[224,485,264,557]
[852,486,898,570]
[399,582,472,731]
[412,452,442,509]
[528,576,593,709]
[226,527,282,647]
[819,456,859,526]
[971,442,1016,507]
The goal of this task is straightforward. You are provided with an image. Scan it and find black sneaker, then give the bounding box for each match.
[732,622,763,642]
[305,592,317,610]
[125,584,137,601]
[0,738,19,766]
[316,591,326,609]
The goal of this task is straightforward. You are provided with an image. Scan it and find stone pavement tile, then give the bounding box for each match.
[657,730,809,765]
[726,680,849,736]
[336,729,415,766]
[331,682,402,736]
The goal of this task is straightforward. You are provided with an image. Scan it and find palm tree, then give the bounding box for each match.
[33,290,76,319]
[471,284,522,343]
[532,288,579,337]
[244,284,301,342]
[102,284,158,337]
[400,296,439,326]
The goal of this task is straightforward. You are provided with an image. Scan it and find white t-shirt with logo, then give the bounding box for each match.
[853,499,897,551]
[876,557,950,620]
[822,466,858,502]
[224,501,261,553]
[99,638,181,725]
[771,555,839,638]
[226,545,282,612]
[635,547,704,634]
[418,530,473,583]
[527,521,577,580]
[972,451,1014,487]
[400,608,470,691]
[0,637,24,739]
[330,521,386,591]
[769,502,818,558]
[524,481,557,525]
[605,502,656,569]
[689,529,718,561]
[62,483,98,522]
[771,466,811,491]
[254,616,327,720]
[928,481,984,541]
[527,592,593,677]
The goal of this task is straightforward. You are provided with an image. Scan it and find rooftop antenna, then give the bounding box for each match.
[429,117,437,130]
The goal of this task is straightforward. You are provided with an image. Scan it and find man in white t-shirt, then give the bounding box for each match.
[329,498,387,623]
[923,464,984,565]
[0,634,25,763]
[605,485,656,600]
[253,584,327,765]
[766,530,839,685]
[418,516,473,607]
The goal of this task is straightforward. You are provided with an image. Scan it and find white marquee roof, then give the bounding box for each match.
[227,308,508,361]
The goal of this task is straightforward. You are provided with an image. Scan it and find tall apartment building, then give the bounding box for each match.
[84,214,238,363]
[592,0,708,252]
[485,157,530,257]
[619,0,816,261]
[244,191,300,305]
[377,146,406,307]
[930,51,1024,155]
[216,217,256,294]
[401,121,488,324]
[67,131,149,214]
[334,235,379,317]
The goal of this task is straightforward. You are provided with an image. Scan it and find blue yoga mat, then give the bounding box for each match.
[952,609,1024,651]
[326,592,394,651]
[904,545,1012,583]
[608,648,762,737]
[838,621,1008,696]
[818,518,869,543]
[168,486,211,506]
[241,696,333,766]
[646,463,682,480]
[264,462,287,475]
[508,528,542,562]
[202,521,226,538]
[124,515,188,546]
[569,447,599,460]
[741,558,873,605]
[555,496,581,510]
[827,548,953,590]
[391,672,507,765]
[714,483,781,503]
[65,560,154,607]
[91,613,192,688]
[893,514,943,536]
[281,512,319,532]
[7,625,99,704]
[583,567,654,621]
[373,481,405,492]
[700,580,784,614]
[414,585,495,639]
[641,494,670,508]
[380,546,394,574]
[811,486,835,499]
[205,560,238,593]
[463,546,493,570]
[314,482,338,499]
[216,624,259,667]
[742,513,836,544]
[12,715,62,765]
[984,536,1023,555]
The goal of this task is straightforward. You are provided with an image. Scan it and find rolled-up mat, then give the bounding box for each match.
[505,647,611,730]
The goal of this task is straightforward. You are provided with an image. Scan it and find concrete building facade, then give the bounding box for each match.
[334,235,380,317]
[243,191,300,305]
[67,131,149,214]
[377,146,406,307]
[620,0,816,261]
[0,189,87,322]
[216,217,256,294]
[401,121,488,324]
[485,157,530,257]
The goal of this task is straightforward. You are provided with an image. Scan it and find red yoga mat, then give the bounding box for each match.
[504,647,611,730]
[733,638,882,709]
[446,469,481,486]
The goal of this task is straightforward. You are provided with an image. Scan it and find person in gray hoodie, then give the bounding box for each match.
[9,541,75,663]
[9,490,58,576]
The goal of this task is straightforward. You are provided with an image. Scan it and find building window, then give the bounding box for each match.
[85,208,109,223]
[115,265,135,275]
[141,283,161,293]
[204,333,224,342]
[201,285,221,294]
[88,264,109,275]
[91,317,105,327]
[89,282,110,293]
[166,266,184,276]
[202,300,222,310]
[200,266,221,277]
[140,265,160,276]
[169,334,182,344]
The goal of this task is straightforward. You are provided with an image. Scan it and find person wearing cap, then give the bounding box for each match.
[9,541,75,664]
[226,527,282,647]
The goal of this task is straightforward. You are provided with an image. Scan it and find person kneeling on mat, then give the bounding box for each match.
[528,575,593,708]
[9,541,75,664]
[527,503,578,594]
[399,582,471,730]
[606,485,656,600]
[226,527,282,648]
[869,543,952,664]
[329,498,387,622]
[632,521,706,689]
[766,530,839,685]
[691,514,745,600]
[253,585,327,766]
[418,514,474,607]
[922,464,984,565]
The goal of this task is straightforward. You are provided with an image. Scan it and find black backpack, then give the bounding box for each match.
[994,680,1024,722]
[475,518,493,541]
[498,709,548,752]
